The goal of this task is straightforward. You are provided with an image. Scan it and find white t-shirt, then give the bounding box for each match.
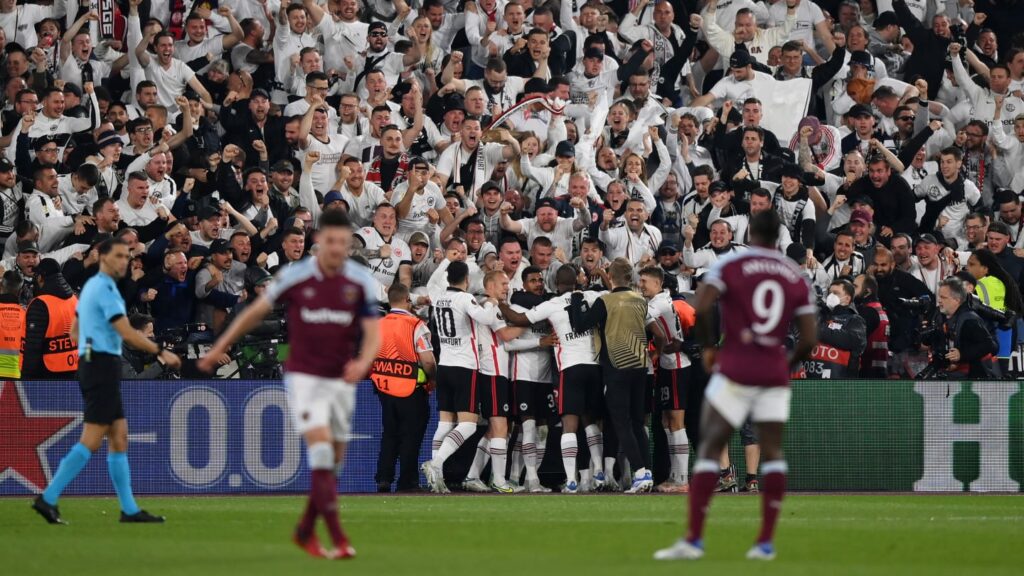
[144,58,197,110]
[518,217,578,259]
[0,5,52,48]
[434,288,500,369]
[476,316,511,378]
[355,226,413,301]
[435,142,507,198]
[304,134,349,194]
[708,71,774,105]
[390,181,446,240]
[116,197,160,227]
[507,302,554,383]
[174,36,226,74]
[341,182,387,229]
[524,291,601,370]
[768,0,824,46]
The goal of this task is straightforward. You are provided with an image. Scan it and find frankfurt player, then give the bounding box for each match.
[638,266,691,492]
[32,238,181,525]
[422,260,504,493]
[199,210,381,560]
[654,210,818,562]
[501,266,604,493]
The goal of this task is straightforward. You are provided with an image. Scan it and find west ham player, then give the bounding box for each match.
[199,211,381,560]
[638,266,691,493]
[422,261,504,493]
[501,266,604,493]
[505,266,557,492]
[654,210,817,562]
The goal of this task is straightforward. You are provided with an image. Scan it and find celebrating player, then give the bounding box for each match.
[33,238,181,525]
[654,210,818,561]
[198,210,381,560]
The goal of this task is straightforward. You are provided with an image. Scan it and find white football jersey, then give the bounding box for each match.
[646,290,690,370]
[506,303,554,383]
[355,226,412,301]
[525,291,601,371]
[434,288,500,369]
[476,316,510,378]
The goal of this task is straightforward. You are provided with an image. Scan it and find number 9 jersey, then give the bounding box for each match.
[703,246,817,388]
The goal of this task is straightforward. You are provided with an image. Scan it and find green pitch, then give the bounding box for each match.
[3,494,1022,576]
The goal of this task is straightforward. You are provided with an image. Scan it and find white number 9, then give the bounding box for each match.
[751,280,784,335]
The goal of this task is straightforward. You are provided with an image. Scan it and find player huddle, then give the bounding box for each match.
[421,257,696,495]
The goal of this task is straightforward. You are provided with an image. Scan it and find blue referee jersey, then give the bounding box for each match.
[77,272,126,355]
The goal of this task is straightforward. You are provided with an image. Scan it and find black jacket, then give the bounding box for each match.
[942,306,999,378]
[893,0,950,99]
[876,269,932,353]
[848,175,918,237]
[503,31,575,78]
[806,304,867,378]
[218,99,289,168]
[22,274,76,380]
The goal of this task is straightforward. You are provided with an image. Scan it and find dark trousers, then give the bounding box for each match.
[604,367,650,472]
[375,388,429,490]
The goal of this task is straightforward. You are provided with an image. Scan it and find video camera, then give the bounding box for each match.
[234,316,288,380]
[157,322,210,354]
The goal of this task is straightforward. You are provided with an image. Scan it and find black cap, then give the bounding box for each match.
[209,238,232,254]
[32,134,59,151]
[779,162,804,182]
[584,46,604,60]
[34,258,60,278]
[873,11,899,29]
[850,194,874,207]
[729,49,754,69]
[17,240,39,254]
[0,158,13,172]
[848,103,874,118]
[408,155,430,169]
[444,93,466,114]
[62,82,83,98]
[479,181,501,195]
[786,242,807,264]
[657,241,679,255]
[849,50,873,68]
[198,204,221,220]
[535,197,559,212]
[251,88,271,101]
[368,21,387,33]
[709,180,730,194]
[916,232,942,246]
[271,159,295,173]
[245,266,273,289]
[555,140,575,158]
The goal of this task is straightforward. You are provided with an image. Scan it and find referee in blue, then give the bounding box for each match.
[33,238,181,524]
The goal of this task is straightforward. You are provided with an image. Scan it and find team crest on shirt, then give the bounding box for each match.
[1008,104,1016,112]
[343,285,360,304]
[302,287,316,299]
[926,185,942,200]
[426,197,436,207]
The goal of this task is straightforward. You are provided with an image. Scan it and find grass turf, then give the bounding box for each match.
[2,494,1022,575]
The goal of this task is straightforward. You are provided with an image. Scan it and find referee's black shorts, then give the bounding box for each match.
[79,352,125,425]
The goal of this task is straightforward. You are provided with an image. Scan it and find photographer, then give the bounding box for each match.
[933,277,1000,378]
[121,315,174,379]
[803,280,867,379]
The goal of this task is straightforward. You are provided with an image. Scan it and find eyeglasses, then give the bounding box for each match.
[134,126,154,133]
[39,146,58,153]
[897,116,916,121]
[369,31,387,37]
[309,85,329,92]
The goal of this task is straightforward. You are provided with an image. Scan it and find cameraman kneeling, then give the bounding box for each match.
[122,314,174,379]
[803,280,867,379]
[935,278,1001,378]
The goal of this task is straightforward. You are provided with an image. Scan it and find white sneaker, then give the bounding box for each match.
[746,543,776,561]
[420,462,448,494]
[524,478,551,493]
[592,471,606,491]
[507,480,527,493]
[578,476,593,493]
[462,477,490,492]
[653,538,704,560]
[625,469,654,494]
[562,480,579,494]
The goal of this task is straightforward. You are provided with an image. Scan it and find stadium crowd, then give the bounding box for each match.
[0,0,1023,491]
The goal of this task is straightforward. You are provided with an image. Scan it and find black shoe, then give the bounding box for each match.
[376,481,392,493]
[120,509,165,523]
[31,496,65,524]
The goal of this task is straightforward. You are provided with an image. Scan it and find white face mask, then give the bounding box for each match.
[825,293,842,310]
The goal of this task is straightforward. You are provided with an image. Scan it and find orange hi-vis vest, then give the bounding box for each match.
[372,311,424,398]
[34,294,79,374]
[0,301,25,378]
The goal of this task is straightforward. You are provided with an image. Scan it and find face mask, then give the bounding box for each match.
[825,293,841,310]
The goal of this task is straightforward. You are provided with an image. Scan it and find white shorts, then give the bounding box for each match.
[705,373,792,429]
[285,372,356,441]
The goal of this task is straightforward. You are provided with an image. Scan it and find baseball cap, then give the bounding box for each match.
[0,158,14,172]
[584,46,604,60]
[209,238,232,254]
[32,134,59,151]
[444,93,466,114]
[916,232,942,246]
[323,190,345,205]
[850,195,874,207]
[535,197,559,212]
[409,231,431,246]
[34,258,60,278]
[368,21,387,34]
[847,104,874,118]
[18,240,39,254]
[798,116,822,146]
[849,209,872,225]
[408,155,430,169]
[849,50,873,68]
[729,49,754,69]
[657,241,679,255]
[873,11,899,29]
[555,140,575,158]
[271,159,295,173]
[245,266,273,289]
[709,180,730,194]
[197,204,221,220]
[250,88,271,101]
[62,82,83,98]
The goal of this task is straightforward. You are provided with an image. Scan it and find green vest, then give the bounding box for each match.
[976,276,1006,311]
[598,289,649,370]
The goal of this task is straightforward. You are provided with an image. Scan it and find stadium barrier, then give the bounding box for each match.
[1,379,1021,496]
